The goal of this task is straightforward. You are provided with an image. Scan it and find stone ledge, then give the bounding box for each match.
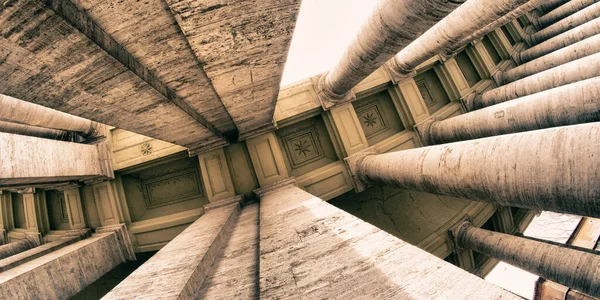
[253,177,297,198]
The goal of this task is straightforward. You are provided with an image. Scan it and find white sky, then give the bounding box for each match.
[281,2,586,298]
[280,0,379,86]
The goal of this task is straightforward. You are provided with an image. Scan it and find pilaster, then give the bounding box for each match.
[471,40,498,77]
[245,132,289,187]
[197,148,236,202]
[325,103,369,157]
[439,58,472,98]
[0,191,13,244]
[63,188,87,230]
[92,180,129,226]
[396,78,432,124]
[493,28,516,55]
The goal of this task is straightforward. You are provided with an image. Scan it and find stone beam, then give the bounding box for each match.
[0,0,226,150]
[103,197,241,299]
[0,132,113,187]
[452,222,600,298]
[466,52,600,110]
[0,225,134,299]
[417,78,600,145]
[498,33,600,84]
[257,181,520,299]
[386,0,531,83]
[0,94,101,138]
[536,0,598,29]
[316,0,464,108]
[164,0,302,139]
[514,17,600,64]
[347,123,600,217]
[525,2,600,46]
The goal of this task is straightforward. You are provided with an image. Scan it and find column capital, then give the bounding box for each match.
[253,177,297,198]
[202,194,244,212]
[414,117,439,146]
[344,147,379,192]
[460,93,482,112]
[316,72,356,110]
[383,59,416,84]
[491,71,504,86]
[448,219,473,253]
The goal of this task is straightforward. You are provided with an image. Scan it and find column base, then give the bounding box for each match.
[316,73,356,111]
[344,147,378,192]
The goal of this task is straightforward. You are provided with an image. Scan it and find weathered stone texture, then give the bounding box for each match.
[0,0,224,150]
[473,52,600,109]
[390,0,530,77]
[536,0,598,28]
[526,1,600,45]
[501,33,600,84]
[47,0,235,135]
[0,132,112,186]
[164,0,302,139]
[198,203,259,299]
[103,202,239,299]
[259,184,520,299]
[0,236,38,260]
[456,222,600,298]
[356,123,600,217]
[0,232,125,300]
[320,0,464,102]
[423,78,600,144]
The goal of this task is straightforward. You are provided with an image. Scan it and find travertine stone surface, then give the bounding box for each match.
[536,0,598,29]
[500,33,600,84]
[0,94,100,137]
[389,0,530,79]
[0,229,91,272]
[0,0,225,150]
[526,2,600,45]
[319,0,464,103]
[103,202,239,299]
[198,203,259,299]
[422,78,600,144]
[473,52,600,110]
[0,235,38,260]
[164,0,301,139]
[515,17,600,64]
[0,132,113,186]
[456,222,600,298]
[259,185,520,299]
[447,0,543,55]
[0,232,126,300]
[539,0,572,14]
[355,123,600,217]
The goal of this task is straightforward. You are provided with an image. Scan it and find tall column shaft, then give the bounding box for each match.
[470,52,600,110]
[0,236,39,260]
[515,17,600,64]
[0,94,100,138]
[446,0,545,57]
[388,0,530,79]
[537,0,599,29]
[352,123,600,217]
[526,2,600,46]
[539,0,572,14]
[0,120,72,140]
[318,0,464,105]
[421,78,600,145]
[455,222,600,298]
[500,33,600,84]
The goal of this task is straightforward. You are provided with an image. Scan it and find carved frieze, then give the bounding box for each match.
[141,169,203,209]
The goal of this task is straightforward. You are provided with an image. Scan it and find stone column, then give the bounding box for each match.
[0,94,101,138]
[514,17,600,64]
[498,33,600,84]
[536,0,598,29]
[0,235,39,260]
[417,78,600,145]
[538,0,572,14]
[386,0,530,82]
[316,0,464,108]
[466,52,600,110]
[0,120,72,140]
[445,0,545,57]
[525,2,600,46]
[452,222,600,298]
[346,123,600,217]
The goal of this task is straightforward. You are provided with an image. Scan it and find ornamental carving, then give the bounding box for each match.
[140,142,153,156]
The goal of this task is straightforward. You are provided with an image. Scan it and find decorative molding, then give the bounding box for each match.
[316,72,357,110]
[279,119,326,170]
[253,177,297,198]
[140,143,153,156]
